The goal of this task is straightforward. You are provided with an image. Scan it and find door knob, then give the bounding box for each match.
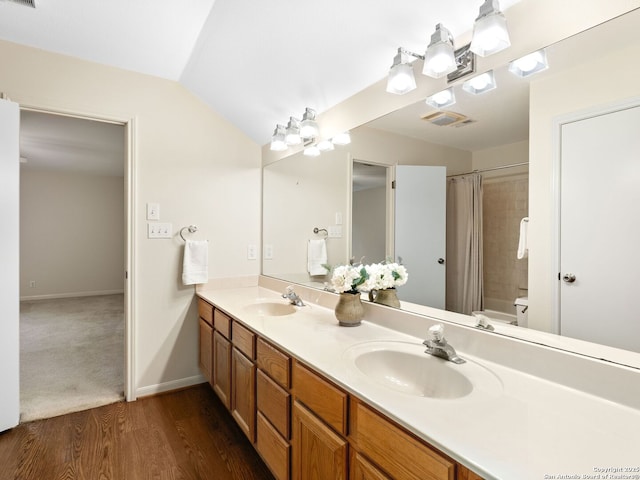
[562,273,576,283]
[438,258,445,265]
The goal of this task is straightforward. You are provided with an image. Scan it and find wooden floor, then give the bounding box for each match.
[0,384,275,480]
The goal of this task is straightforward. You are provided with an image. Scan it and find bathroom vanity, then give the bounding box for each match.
[196,277,640,480]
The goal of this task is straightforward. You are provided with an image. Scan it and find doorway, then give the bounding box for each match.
[19,109,129,421]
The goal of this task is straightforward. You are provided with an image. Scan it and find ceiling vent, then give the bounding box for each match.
[7,0,36,7]
[421,111,468,127]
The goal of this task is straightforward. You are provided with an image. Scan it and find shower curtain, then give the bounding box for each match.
[446,174,483,315]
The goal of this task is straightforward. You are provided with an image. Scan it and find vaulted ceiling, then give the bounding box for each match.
[0,0,522,146]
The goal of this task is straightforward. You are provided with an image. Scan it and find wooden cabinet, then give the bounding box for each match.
[212,330,232,409]
[257,337,291,388]
[350,451,391,480]
[198,299,214,385]
[198,318,213,385]
[350,398,455,480]
[257,411,290,480]
[231,346,256,442]
[292,401,348,480]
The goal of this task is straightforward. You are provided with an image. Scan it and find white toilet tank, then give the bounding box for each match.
[514,297,529,327]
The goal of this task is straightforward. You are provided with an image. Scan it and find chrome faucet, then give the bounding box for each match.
[282,285,305,306]
[422,324,466,364]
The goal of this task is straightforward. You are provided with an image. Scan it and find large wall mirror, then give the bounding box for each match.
[262,8,640,363]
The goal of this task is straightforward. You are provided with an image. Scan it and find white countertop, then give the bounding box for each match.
[197,285,640,480]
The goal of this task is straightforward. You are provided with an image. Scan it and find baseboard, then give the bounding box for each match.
[135,374,206,399]
[20,289,125,301]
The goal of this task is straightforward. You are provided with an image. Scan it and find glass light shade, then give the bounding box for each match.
[426,88,456,108]
[303,145,320,157]
[331,132,351,145]
[462,70,497,95]
[470,0,511,57]
[386,62,417,95]
[285,117,302,146]
[509,49,548,77]
[422,24,456,78]
[317,140,334,152]
[300,108,319,138]
[270,124,288,151]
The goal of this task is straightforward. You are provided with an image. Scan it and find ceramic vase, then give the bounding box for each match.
[368,288,401,308]
[334,292,364,327]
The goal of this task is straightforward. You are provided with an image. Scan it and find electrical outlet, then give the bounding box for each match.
[264,244,273,260]
[247,244,258,260]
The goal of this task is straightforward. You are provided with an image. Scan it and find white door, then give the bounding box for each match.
[559,104,640,352]
[0,98,20,431]
[395,165,446,308]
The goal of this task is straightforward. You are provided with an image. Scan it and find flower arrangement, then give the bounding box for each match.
[363,261,408,291]
[328,260,408,294]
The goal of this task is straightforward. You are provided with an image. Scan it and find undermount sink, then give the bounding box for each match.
[343,341,502,399]
[244,301,296,317]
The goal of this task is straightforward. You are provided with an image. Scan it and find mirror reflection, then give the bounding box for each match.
[262,9,640,357]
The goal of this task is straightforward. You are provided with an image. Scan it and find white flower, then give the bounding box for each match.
[363,262,408,290]
[330,264,367,293]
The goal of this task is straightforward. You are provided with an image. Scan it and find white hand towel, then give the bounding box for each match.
[307,239,328,276]
[517,217,529,259]
[182,239,209,285]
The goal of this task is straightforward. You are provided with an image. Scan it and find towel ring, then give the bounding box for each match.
[180,225,198,242]
[313,227,328,236]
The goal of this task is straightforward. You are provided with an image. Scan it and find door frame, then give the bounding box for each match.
[551,95,640,336]
[20,103,138,402]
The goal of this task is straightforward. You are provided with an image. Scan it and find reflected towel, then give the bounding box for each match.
[307,239,328,276]
[517,217,529,259]
[182,239,209,285]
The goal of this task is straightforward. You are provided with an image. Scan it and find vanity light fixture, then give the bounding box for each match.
[462,70,497,95]
[303,145,321,157]
[470,0,511,57]
[300,108,320,139]
[270,124,288,151]
[285,117,302,146]
[508,49,549,77]
[423,24,457,78]
[317,139,335,152]
[426,87,456,108]
[331,132,351,146]
[386,48,418,95]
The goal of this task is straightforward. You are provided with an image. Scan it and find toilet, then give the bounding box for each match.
[514,297,529,327]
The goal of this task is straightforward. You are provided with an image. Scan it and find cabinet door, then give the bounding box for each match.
[199,318,213,385]
[231,347,256,442]
[291,401,347,480]
[213,330,232,409]
[351,451,391,480]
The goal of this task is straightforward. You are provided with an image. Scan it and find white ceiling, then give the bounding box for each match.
[0,0,523,146]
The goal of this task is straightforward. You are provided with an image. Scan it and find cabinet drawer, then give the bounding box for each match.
[257,411,290,480]
[257,369,290,439]
[232,321,256,359]
[213,309,231,339]
[257,338,291,388]
[350,400,455,480]
[198,298,213,326]
[292,360,347,436]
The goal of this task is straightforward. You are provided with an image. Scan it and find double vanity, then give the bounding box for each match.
[196,276,640,480]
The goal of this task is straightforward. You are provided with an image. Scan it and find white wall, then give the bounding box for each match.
[472,140,529,176]
[20,169,125,299]
[0,39,261,396]
[528,42,640,332]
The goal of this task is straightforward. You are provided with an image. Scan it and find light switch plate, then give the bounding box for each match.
[328,225,343,238]
[148,222,172,238]
[147,203,160,220]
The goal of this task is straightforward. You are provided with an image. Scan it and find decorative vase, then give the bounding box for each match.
[334,292,364,327]
[368,288,401,308]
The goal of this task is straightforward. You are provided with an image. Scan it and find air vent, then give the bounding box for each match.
[453,119,476,128]
[7,0,36,7]
[421,111,468,127]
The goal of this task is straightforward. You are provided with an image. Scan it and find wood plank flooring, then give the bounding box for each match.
[0,384,275,480]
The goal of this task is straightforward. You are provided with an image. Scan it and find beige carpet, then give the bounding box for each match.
[20,294,125,422]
